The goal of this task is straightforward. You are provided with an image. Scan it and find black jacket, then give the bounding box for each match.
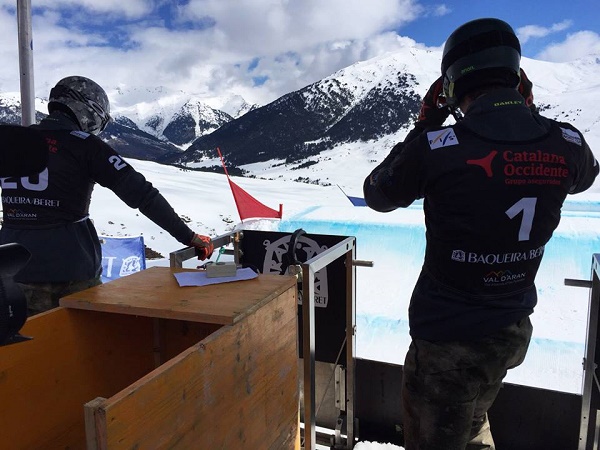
[364,88,599,340]
[0,112,194,283]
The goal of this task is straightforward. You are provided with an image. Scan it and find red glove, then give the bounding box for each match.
[417,76,450,128]
[190,234,214,261]
[518,68,535,110]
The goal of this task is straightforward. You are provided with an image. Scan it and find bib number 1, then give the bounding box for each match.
[505,197,537,242]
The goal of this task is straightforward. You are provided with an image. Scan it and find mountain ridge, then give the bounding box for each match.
[0,47,599,186]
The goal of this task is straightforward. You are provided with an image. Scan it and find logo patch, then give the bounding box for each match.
[451,250,466,262]
[560,127,582,146]
[467,150,498,177]
[427,128,459,150]
[70,130,90,139]
[483,270,527,286]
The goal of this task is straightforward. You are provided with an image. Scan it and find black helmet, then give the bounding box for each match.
[48,76,111,135]
[441,18,521,105]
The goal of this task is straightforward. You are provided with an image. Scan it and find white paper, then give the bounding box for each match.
[173,267,258,287]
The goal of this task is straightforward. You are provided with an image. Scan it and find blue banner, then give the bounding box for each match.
[100,235,146,283]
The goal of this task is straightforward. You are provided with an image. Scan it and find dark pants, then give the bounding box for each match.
[18,276,102,316]
[401,317,533,450]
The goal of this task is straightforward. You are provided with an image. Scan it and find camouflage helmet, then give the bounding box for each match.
[48,76,111,135]
[441,18,521,105]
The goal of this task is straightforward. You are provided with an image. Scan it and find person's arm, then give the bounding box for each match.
[363,136,427,212]
[363,77,449,212]
[568,130,599,194]
[87,139,214,258]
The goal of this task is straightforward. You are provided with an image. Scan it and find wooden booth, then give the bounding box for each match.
[0,267,300,450]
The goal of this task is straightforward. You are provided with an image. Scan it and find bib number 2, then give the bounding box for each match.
[0,168,49,192]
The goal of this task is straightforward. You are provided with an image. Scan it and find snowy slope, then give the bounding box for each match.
[234,51,600,197]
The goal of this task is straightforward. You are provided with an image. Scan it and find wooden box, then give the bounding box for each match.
[0,267,299,449]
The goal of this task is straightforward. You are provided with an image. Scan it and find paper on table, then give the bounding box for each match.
[173,267,258,287]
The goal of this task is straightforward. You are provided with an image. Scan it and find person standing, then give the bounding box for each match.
[0,76,214,316]
[363,18,598,449]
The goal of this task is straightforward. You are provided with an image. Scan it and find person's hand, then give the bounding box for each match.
[518,68,536,111]
[416,77,450,128]
[190,234,214,260]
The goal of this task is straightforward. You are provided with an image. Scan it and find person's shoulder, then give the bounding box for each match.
[66,130,117,151]
[550,118,582,134]
[544,118,587,148]
[67,129,100,141]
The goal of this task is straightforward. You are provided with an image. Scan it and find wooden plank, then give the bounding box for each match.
[160,318,222,362]
[85,397,106,450]
[152,318,223,367]
[0,308,156,449]
[88,285,299,449]
[60,267,297,325]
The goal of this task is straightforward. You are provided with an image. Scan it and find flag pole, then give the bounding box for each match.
[16,0,35,126]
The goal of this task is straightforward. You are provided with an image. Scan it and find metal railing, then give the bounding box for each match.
[566,254,600,450]
[301,236,358,450]
[169,231,239,269]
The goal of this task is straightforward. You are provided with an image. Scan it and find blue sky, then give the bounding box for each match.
[398,0,599,57]
[0,0,598,107]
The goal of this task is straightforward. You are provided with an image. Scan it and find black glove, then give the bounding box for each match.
[416,77,451,128]
[190,234,214,261]
[518,68,536,111]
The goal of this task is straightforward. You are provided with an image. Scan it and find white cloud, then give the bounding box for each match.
[0,0,431,107]
[536,30,600,62]
[517,20,572,44]
[6,1,595,110]
[431,5,451,17]
[180,0,420,55]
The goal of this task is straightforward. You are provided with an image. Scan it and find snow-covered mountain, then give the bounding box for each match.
[168,47,437,169]
[160,99,232,147]
[0,86,256,160]
[166,48,600,191]
[0,92,183,162]
[0,92,48,124]
[1,45,599,190]
[110,86,256,148]
[217,94,257,119]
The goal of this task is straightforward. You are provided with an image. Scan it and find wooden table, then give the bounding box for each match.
[0,267,299,450]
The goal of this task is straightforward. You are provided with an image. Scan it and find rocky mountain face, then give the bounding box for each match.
[0,100,182,162]
[0,94,47,125]
[160,100,232,147]
[5,49,598,180]
[165,63,422,167]
[165,51,600,181]
[0,87,256,163]
[0,49,430,171]
[110,88,256,149]
[102,116,182,161]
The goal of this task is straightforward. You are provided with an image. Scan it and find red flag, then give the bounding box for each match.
[217,147,283,221]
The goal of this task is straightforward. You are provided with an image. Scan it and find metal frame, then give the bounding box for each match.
[170,231,361,450]
[301,236,357,450]
[169,231,239,269]
[569,254,600,450]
